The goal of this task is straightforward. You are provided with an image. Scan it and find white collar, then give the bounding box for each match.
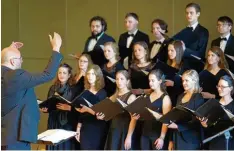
[221,33,231,40]
[188,22,199,31]
[128,29,138,36]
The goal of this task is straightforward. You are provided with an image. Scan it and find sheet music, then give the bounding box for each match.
[145,107,162,120]
[38,129,77,144]
[225,54,234,62]
[191,54,201,60]
[106,76,116,83]
[141,70,149,75]
[37,99,43,105]
[222,107,234,122]
[100,45,104,51]
[82,97,93,107]
[123,57,129,70]
[116,98,128,108]
[68,53,79,59]
[54,92,72,104]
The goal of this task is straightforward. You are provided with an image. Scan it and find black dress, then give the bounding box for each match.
[105,92,137,150]
[173,93,205,150]
[141,93,169,150]
[199,69,228,101]
[129,62,155,89]
[102,61,125,97]
[206,100,234,150]
[79,89,108,150]
[46,83,78,150]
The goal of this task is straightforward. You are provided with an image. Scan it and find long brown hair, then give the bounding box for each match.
[84,64,105,91]
[204,46,229,70]
[167,40,184,69]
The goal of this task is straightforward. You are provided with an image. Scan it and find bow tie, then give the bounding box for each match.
[128,33,134,37]
[186,27,193,31]
[221,37,227,41]
[154,41,162,45]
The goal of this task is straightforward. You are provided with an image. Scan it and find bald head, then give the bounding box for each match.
[1,46,22,69]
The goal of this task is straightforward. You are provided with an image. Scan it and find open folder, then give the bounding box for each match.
[123,95,156,120]
[91,98,125,121]
[179,99,226,126]
[39,90,99,111]
[145,106,193,124]
[153,59,179,79]
[37,129,77,145]
[39,94,72,112]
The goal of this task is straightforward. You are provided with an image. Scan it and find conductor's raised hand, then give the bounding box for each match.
[49,32,62,52]
[10,41,24,49]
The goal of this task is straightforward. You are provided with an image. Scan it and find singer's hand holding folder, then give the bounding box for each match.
[72,90,100,108]
[91,98,125,121]
[179,98,226,126]
[39,94,71,112]
[123,95,154,120]
[37,129,77,145]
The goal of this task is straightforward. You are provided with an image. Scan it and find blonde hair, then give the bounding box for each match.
[204,46,229,70]
[182,69,200,93]
[104,42,120,60]
[84,64,105,91]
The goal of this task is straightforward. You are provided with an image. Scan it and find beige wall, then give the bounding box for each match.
[2,0,234,149]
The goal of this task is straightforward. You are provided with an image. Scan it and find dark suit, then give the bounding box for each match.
[118,30,150,65]
[173,24,209,72]
[149,38,172,63]
[211,34,234,73]
[83,33,115,67]
[1,51,62,150]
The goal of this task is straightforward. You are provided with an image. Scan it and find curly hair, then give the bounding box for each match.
[54,63,73,86]
[89,16,107,31]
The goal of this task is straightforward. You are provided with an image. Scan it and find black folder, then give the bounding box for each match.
[71,90,100,108]
[179,99,226,126]
[39,95,71,112]
[153,59,178,80]
[124,95,152,120]
[158,106,193,124]
[91,98,125,121]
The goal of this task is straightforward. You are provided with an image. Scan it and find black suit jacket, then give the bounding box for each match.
[149,38,173,63]
[211,34,234,73]
[118,30,150,64]
[83,33,115,67]
[1,51,62,145]
[173,24,209,72]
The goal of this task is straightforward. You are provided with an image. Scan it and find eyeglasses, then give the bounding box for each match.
[216,85,230,90]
